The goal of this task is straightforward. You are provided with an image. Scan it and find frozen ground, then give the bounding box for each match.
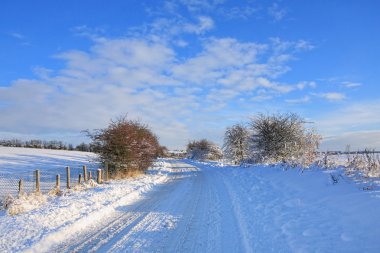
[1,148,380,252]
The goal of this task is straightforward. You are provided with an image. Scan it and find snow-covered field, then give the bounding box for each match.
[1,147,380,252]
[0,147,98,174]
[0,147,99,199]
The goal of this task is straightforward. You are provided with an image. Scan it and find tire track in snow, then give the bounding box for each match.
[104,164,200,252]
[201,164,252,253]
[217,170,253,253]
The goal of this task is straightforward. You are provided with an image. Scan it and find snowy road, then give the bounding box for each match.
[51,161,249,253]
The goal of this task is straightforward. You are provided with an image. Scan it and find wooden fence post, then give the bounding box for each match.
[89,171,92,180]
[97,169,102,184]
[105,162,109,182]
[78,174,82,184]
[56,174,60,190]
[35,170,40,193]
[18,179,23,196]
[83,166,87,181]
[66,166,70,189]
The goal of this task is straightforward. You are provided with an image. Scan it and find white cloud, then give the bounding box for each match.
[10,32,25,40]
[136,15,215,39]
[309,100,380,151]
[175,39,188,47]
[255,77,294,93]
[320,131,380,151]
[317,100,380,133]
[179,0,225,12]
[309,81,317,88]
[314,92,346,101]
[270,37,314,53]
[296,81,316,90]
[342,81,362,88]
[71,25,106,40]
[218,5,257,19]
[9,32,30,46]
[32,67,53,79]
[268,3,287,22]
[0,30,318,148]
[183,16,214,34]
[295,40,315,51]
[285,96,310,104]
[251,95,273,102]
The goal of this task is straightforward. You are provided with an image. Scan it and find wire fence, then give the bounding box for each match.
[0,165,109,203]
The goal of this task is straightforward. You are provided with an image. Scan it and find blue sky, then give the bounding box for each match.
[0,0,380,150]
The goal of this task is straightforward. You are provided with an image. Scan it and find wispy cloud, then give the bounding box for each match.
[342,81,362,88]
[295,40,315,51]
[286,96,310,104]
[321,130,380,150]
[297,81,317,90]
[179,0,225,12]
[9,32,30,46]
[10,32,25,40]
[183,16,214,34]
[315,99,380,150]
[130,15,215,40]
[71,25,106,40]
[314,92,346,101]
[251,95,273,102]
[268,3,287,22]
[317,100,380,135]
[32,67,53,79]
[218,5,257,20]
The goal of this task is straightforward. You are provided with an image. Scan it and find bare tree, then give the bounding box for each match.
[223,124,249,164]
[156,146,169,158]
[249,113,321,166]
[187,139,223,161]
[208,142,223,160]
[87,116,160,177]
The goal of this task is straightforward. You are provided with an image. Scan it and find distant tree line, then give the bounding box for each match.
[0,139,94,152]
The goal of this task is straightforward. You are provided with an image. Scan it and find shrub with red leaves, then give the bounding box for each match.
[87,116,161,177]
